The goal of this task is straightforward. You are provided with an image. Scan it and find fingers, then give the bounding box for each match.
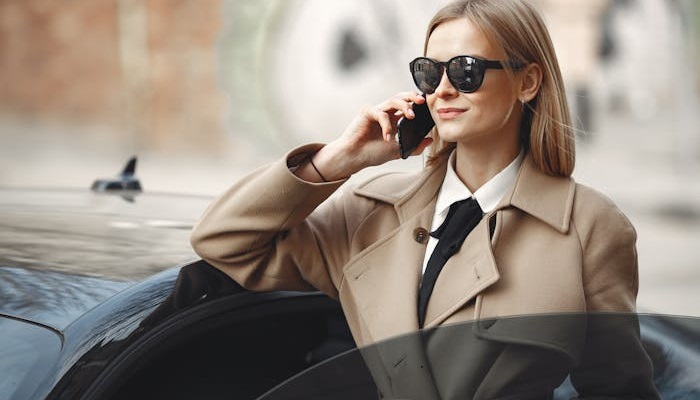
[380,92,425,120]
[350,92,427,144]
[392,91,426,104]
[370,92,425,141]
[366,107,394,141]
[333,91,432,170]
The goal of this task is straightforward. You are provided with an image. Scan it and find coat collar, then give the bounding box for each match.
[347,152,576,340]
[354,152,575,234]
[504,154,575,233]
[353,159,445,224]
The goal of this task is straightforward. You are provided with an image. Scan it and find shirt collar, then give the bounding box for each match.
[434,149,525,218]
[353,150,575,233]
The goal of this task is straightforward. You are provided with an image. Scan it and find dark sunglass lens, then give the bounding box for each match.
[448,56,482,93]
[411,58,442,94]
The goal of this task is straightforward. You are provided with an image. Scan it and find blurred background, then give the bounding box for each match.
[0,0,699,316]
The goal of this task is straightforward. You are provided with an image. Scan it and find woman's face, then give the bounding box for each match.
[425,18,522,150]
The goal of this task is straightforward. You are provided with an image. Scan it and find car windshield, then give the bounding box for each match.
[0,317,62,400]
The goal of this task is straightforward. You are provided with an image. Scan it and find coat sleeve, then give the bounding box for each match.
[190,144,364,299]
[569,185,660,399]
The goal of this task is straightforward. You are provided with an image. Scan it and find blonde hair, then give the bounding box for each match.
[424,0,575,177]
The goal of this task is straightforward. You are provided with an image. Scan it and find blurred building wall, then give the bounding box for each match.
[0,0,226,152]
[0,0,698,167]
[0,1,122,121]
[690,0,700,90]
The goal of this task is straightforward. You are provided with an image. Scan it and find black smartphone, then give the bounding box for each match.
[397,101,435,159]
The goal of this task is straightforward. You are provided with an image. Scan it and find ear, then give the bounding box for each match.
[517,63,542,103]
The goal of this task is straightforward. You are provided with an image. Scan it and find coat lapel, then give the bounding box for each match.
[344,153,576,341]
[342,202,433,342]
[422,214,500,328]
[345,161,445,342]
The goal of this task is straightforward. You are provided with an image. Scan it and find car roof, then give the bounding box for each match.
[0,187,210,279]
[0,187,212,328]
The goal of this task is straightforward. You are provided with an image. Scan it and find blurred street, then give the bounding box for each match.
[575,111,700,318]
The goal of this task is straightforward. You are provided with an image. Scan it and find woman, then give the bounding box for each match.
[191,0,659,398]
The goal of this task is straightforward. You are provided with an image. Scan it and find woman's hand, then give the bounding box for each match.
[297,92,434,182]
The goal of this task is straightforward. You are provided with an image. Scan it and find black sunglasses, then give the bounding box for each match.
[409,55,523,94]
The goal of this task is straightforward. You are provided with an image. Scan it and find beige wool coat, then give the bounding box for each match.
[191,144,658,399]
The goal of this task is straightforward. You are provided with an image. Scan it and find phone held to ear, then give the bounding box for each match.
[397,101,435,159]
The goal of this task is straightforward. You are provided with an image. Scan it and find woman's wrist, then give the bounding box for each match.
[317,140,363,178]
[303,139,367,182]
[292,140,361,182]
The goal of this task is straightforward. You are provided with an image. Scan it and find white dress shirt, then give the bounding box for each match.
[421,150,525,274]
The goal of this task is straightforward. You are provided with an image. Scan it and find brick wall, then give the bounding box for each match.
[0,0,226,151]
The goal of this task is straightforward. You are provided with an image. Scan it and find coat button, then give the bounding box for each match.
[413,228,429,244]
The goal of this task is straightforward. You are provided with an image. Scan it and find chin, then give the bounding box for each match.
[435,127,474,143]
[437,130,495,148]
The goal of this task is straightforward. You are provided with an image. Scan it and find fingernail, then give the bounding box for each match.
[407,108,415,117]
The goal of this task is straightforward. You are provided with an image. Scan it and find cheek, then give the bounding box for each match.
[426,96,439,120]
[471,86,517,117]
[480,74,518,101]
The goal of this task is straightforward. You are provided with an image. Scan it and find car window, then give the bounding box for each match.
[0,317,62,400]
[87,295,360,400]
[259,314,700,399]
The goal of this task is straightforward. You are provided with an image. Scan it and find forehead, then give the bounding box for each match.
[425,18,500,61]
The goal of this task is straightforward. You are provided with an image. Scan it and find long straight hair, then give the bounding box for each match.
[424,0,575,177]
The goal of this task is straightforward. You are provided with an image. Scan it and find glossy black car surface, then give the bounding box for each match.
[0,186,369,400]
[1,185,699,400]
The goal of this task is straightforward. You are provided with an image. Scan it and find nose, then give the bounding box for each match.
[433,69,458,98]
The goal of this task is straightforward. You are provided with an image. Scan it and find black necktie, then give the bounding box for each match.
[418,197,483,328]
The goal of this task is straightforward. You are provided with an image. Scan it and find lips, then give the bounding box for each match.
[436,107,468,120]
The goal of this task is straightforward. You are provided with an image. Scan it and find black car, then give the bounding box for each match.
[0,161,371,400]
[1,163,699,400]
